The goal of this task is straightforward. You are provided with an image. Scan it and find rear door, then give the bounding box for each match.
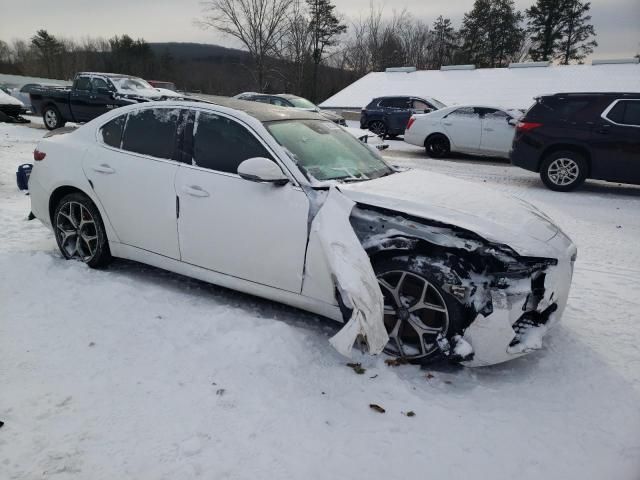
[385,97,412,132]
[174,109,309,292]
[478,108,516,157]
[442,107,482,152]
[82,107,183,258]
[595,99,640,183]
[85,76,115,120]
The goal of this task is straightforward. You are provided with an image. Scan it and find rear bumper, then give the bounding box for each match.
[510,140,541,172]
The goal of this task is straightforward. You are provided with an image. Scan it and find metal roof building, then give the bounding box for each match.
[319,59,640,110]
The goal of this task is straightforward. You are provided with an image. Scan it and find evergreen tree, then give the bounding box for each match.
[306,0,346,102]
[460,0,524,67]
[558,0,597,64]
[30,30,63,77]
[526,0,567,61]
[431,16,456,68]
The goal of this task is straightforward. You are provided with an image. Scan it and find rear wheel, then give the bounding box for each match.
[43,106,66,130]
[53,193,112,268]
[425,134,450,158]
[540,150,587,192]
[368,120,387,138]
[374,256,467,363]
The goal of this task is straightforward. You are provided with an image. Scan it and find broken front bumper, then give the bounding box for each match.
[461,232,577,367]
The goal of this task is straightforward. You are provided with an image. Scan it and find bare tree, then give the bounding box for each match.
[200,0,294,92]
[279,0,311,94]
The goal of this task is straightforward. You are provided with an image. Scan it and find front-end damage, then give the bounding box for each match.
[348,204,577,366]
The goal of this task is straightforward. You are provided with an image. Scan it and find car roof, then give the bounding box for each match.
[542,92,640,99]
[77,72,142,79]
[181,95,323,122]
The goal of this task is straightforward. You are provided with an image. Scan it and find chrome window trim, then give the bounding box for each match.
[601,99,640,129]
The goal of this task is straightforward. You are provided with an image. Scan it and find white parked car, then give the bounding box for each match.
[404,105,523,159]
[28,98,576,366]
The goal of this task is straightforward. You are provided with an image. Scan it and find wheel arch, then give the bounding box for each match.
[539,144,591,175]
[424,131,451,147]
[48,185,90,225]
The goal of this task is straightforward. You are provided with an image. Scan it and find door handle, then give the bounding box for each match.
[92,164,115,174]
[183,185,210,198]
[596,125,610,134]
[483,128,494,132]
[443,122,453,126]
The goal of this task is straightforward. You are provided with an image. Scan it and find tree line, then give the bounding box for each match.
[0,0,599,102]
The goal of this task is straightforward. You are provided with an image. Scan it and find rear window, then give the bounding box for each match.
[122,108,181,160]
[526,96,605,122]
[100,115,126,148]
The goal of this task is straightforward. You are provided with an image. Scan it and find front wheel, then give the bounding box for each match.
[53,193,112,268]
[374,256,467,363]
[43,106,65,130]
[540,150,587,192]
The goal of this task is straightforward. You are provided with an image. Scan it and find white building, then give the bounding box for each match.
[319,60,640,111]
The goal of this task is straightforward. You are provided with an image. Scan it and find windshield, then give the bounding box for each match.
[109,76,155,93]
[266,120,393,182]
[428,97,447,109]
[286,96,318,110]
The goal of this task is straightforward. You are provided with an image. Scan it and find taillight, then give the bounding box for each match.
[406,117,416,130]
[33,149,46,161]
[516,121,542,133]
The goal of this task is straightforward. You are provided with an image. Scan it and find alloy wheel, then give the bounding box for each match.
[44,110,58,129]
[377,270,450,360]
[55,201,98,262]
[369,121,386,136]
[547,158,579,186]
[427,136,449,157]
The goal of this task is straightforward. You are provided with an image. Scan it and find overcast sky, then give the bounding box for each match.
[1,0,638,60]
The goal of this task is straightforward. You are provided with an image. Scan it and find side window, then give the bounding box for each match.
[192,112,271,174]
[271,97,290,107]
[91,77,110,91]
[606,100,640,126]
[75,76,91,91]
[254,96,271,104]
[480,108,509,120]
[449,107,478,118]
[122,108,180,160]
[100,115,126,148]
[412,100,430,111]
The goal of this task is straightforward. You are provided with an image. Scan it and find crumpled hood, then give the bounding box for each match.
[319,110,343,122]
[339,170,561,257]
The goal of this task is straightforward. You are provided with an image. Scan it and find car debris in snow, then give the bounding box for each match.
[346,362,366,374]
[369,404,386,413]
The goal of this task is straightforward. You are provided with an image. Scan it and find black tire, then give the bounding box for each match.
[43,105,66,130]
[368,120,387,138]
[539,150,587,192]
[425,134,450,158]
[373,255,468,364]
[53,192,112,268]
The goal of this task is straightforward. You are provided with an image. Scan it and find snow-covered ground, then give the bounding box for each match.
[1,119,639,479]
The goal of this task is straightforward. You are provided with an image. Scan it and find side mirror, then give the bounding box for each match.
[237,157,289,185]
[507,117,518,126]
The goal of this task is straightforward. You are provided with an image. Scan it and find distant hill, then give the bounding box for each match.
[149,42,249,62]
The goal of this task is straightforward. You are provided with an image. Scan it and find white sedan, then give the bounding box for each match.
[28,98,575,366]
[404,105,522,159]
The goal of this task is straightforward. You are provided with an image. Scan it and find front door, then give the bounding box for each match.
[175,110,309,293]
[82,107,183,259]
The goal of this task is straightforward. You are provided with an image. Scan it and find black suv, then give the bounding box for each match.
[360,96,446,138]
[511,92,640,191]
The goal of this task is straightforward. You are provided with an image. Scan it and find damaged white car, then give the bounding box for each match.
[28,98,576,366]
